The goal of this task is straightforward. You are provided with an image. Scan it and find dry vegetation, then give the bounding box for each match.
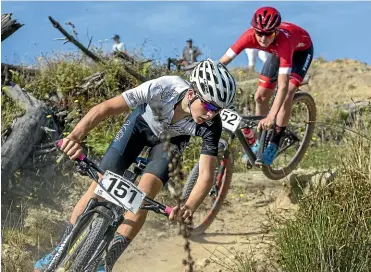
[1,55,371,271]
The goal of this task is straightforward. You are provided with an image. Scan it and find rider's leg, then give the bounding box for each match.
[116,173,163,239]
[96,173,163,272]
[244,55,277,158]
[99,136,190,271]
[262,82,297,165]
[262,45,314,165]
[255,85,275,116]
[255,54,279,117]
[269,44,314,147]
[270,82,298,144]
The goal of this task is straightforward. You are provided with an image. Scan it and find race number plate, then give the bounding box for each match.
[94,171,146,214]
[220,109,242,132]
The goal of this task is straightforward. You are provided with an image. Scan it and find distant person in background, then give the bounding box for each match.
[245,48,269,72]
[181,38,202,65]
[112,34,126,54]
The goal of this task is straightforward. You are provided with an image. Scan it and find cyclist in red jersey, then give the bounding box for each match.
[219,6,314,165]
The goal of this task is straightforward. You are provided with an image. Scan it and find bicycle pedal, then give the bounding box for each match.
[246,163,253,169]
[254,158,264,166]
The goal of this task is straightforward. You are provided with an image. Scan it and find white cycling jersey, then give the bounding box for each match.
[122,76,222,156]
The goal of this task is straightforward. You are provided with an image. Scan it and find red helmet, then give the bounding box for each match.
[251,7,281,32]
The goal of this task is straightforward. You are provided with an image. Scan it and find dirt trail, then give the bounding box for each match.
[114,171,296,272]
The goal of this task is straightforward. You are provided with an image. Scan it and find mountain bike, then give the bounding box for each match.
[44,141,172,272]
[182,87,316,235]
[167,58,200,73]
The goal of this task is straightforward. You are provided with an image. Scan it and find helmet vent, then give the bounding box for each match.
[200,82,207,93]
[208,85,214,96]
[221,78,227,88]
[213,73,219,84]
[206,72,211,81]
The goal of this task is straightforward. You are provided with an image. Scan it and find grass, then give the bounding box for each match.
[228,127,371,272]
[275,127,370,271]
[299,143,339,169]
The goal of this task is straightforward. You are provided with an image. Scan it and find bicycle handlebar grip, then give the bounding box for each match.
[57,139,86,161]
[164,206,173,216]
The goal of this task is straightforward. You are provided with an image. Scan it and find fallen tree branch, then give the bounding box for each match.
[2,83,41,109]
[48,16,146,83]
[48,16,102,63]
[1,85,47,192]
[1,13,24,42]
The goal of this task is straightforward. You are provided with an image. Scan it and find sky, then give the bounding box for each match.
[1,1,371,69]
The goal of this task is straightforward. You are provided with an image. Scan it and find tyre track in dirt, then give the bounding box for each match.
[114,171,296,272]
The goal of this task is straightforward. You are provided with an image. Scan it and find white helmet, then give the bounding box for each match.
[190,58,236,109]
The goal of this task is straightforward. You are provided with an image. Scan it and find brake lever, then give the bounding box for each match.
[75,160,90,176]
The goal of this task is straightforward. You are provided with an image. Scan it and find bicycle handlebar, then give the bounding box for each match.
[56,139,173,216]
[57,140,86,161]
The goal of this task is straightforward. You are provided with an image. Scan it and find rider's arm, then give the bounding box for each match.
[68,76,164,142]
[220,29,253,66]
[219,54,233,65]
[183,154,217,211]
[267,73,289,119]
[183,117,222,212]
[68,95,129,142]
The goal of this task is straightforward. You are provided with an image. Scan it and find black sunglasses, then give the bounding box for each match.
[255,30,276,37]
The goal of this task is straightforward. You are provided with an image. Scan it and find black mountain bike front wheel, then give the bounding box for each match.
[54,208,111,272]
[262,91,316,180]
[69,215,109,271]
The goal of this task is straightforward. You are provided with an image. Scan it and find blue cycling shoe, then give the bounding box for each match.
[241,140,260,164]
[34,245,60,272]
[96,263,106,272]
[262,142,279,165]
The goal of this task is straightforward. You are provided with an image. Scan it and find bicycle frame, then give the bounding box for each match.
[221,114,301,169]
[46,149,172,271]
[219,115,264,168]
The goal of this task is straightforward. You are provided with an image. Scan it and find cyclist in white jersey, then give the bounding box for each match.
[34,59,236,272]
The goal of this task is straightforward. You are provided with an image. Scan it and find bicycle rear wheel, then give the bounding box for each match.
[262,91,316,180]
[182,152,234,236]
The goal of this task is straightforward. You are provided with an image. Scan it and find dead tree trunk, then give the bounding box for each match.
[1,13,24,42]
[1,85,47,193]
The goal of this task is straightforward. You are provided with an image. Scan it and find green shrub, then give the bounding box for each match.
[273,129,371,271]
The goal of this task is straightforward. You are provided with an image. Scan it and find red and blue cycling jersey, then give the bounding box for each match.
[225,22,312,75]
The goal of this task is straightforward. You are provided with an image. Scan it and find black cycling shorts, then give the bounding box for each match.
[99,105,190,185]
[259,44,314,89]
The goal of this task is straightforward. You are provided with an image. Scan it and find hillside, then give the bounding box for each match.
[1,57,371,271]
